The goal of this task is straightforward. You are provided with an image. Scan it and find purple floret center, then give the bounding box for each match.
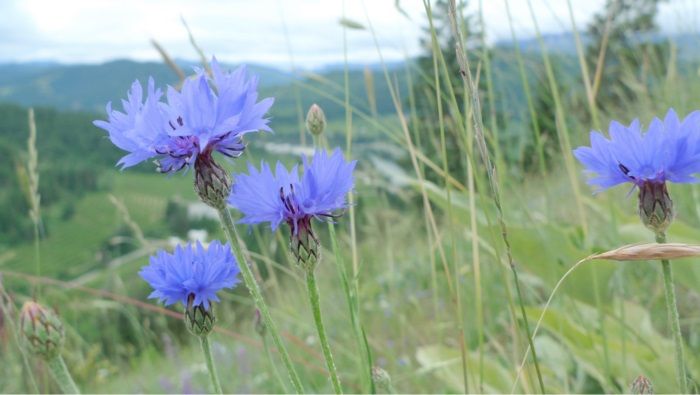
[279,184,306,232]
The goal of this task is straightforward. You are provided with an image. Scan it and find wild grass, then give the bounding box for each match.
[2,1,700,394]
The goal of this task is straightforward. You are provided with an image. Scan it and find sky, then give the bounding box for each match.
[0,0,698,70]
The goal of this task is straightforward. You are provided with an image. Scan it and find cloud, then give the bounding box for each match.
[0,0,697,69]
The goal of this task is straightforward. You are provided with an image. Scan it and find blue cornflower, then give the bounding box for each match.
[573,109,700,190]
[228,148,356,266]
[139,240,240,309]
[94,58,274,174]
[574,109,700,232]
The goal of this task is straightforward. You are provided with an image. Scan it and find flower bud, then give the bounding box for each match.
[305,104,326,136]
[371,366,394,393]
[638,181,674,235]
[185,295,216,337]
[194,154,232,210]
[19,301,64,360]
[630,375,653,394]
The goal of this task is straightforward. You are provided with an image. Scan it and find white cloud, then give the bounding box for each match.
[0,0,696,69]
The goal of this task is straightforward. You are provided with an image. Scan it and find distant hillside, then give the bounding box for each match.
[0,59,410,139]
[495,32,700,60]
[0,60,295,112]
[1,30,698,134]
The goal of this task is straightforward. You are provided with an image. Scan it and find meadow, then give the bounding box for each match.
[2,0,700,394]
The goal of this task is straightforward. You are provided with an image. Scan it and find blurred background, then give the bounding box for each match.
[2,0,700,393]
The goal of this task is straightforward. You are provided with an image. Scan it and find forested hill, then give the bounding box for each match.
[0,60,294,112]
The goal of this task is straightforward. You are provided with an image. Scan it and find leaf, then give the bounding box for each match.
[415,344,516,393]
[525,301,700,393]
[339,17,366,30]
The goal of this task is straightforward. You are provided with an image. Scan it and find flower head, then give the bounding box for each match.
[574,109,700,234]
[139,240,240,309]
[228,148,356,267]
[573,109,700,191]
[94,58,274,174]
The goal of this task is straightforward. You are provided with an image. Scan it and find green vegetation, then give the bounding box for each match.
[2,2,700,393]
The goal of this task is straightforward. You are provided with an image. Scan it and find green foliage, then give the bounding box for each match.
[586,0,670,111]
[3,2,700,392]
[0,104,115,244]
[410,0,493,181]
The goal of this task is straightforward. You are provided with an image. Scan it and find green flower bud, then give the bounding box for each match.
[185,295,216,337]
[630,375,653,394]
[638,182,674,235]
[371,366,395,393]
[19,301,64,360]
[305,104,326,136]
[194,154,232,210]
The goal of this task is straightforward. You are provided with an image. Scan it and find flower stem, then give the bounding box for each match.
[200,335,223,394]
[305,269,343,394]
[216,207,305,393]
[262,333,289,393]
[46,355,80,394]
[656,232,688,393]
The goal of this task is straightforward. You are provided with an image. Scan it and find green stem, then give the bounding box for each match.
[46,355,79,394]
[216,207,305,393]
[511,265,546,394]
[262,334,289,393]
[306,269,343,394]
[200,335,222,394]
[656,232,688,393]
[328,222,372,392]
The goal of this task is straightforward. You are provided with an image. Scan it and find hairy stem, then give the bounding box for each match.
[200,335,222,394]
[656,232,688,393]
[217,207,305,393]
[46,355,80,394]
[305,269,343,394]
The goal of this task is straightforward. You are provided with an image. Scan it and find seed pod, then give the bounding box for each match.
[19,301,65,360]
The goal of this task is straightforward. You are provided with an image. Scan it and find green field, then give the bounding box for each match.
[3,0,700,394]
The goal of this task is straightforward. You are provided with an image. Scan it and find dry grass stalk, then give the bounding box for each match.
[592,242,700,261]
[27,108,41,227]
[108,194,147,247]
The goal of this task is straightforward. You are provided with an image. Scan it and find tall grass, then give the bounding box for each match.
[3,1,700,394]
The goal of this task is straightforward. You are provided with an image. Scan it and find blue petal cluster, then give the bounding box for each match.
[139,241,240,309]
[228,148,356,232]
[94,58,274,173]
[574,109,700,191]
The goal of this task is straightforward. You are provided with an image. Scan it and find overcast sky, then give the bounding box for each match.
[0,0,698,70]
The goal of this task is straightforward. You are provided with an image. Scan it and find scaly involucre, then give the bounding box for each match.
[94,57,274,173]
[139,241,240,309]
[574,109,700,191]
[229,148,356,232]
